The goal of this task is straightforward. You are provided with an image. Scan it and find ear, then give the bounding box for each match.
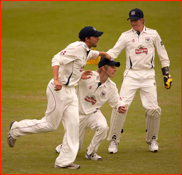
[102,66,106,71]
[85,37,90,42]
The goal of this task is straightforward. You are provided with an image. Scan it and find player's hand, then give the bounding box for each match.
[54,79,63,91]
[118,106,127,113]
[99,52,112,61]
[161,67,172,89]
[104,53,112,61]
[81,70,93,79]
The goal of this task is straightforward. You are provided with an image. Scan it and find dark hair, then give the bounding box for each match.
[79,36,91,42]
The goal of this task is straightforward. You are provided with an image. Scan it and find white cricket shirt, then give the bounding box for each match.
[107,26,170,69]
[52,41,99,86]
[77,71,125,115]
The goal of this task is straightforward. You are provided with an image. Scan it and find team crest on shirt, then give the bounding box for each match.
[145,37,151,43]
[132,39,135,42]
[100,91,106,97]
[89,86,92,89]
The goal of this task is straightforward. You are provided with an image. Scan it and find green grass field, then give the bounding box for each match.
[1,1,181,174]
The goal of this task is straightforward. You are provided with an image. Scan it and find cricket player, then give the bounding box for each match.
[106,8,172,153]
[55,57,127,160]
[7,26,111,169]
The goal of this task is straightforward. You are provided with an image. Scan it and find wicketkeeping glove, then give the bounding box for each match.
[161,67,172,89]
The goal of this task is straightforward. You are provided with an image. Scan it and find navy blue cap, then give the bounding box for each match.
[98,57,120,68]
[127,8,144,21]
[79,26,103,39]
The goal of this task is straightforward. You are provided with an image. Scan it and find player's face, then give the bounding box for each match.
[105,65,117,78]
[86,36,100,48]
[130,18,144,32]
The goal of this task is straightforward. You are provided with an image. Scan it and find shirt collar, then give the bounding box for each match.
[95,72,109,88]
[132,26,147,34]
[80,41,90,52]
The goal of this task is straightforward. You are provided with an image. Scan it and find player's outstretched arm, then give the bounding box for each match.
[99,52,111,61]
[81,70,93,80]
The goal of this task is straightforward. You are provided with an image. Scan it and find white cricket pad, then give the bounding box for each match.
[145,108,161,144]
[107,108,127,143]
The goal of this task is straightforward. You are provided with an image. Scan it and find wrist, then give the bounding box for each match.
[161,67,169,75]
[54,78,59,82]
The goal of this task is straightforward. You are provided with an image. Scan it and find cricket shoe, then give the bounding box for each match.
[55,144,62,153]
[149,140,159,152]
[85,151,102,161]
[108,140,118,154]
[55,163,80,169]
[7,121,17,147]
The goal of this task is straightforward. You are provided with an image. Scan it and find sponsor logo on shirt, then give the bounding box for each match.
[84,95,97,105]
[61,51,66,55]
[135,46,148,54]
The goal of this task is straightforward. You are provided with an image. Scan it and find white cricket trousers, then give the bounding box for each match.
[107,69,161,143]
[79,110,109,155]
[10,79,79,167]
[121,69,160,109]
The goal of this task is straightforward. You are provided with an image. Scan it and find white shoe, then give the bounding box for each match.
[55,144,62,153]
[149,140,159,152]
[85,151,102,161]
[55,163,80,169]
[108,140,118,154]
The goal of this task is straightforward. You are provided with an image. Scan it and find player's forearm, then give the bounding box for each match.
[155,32,170,67]
[107,34,125,59]
[99,51,108,57]
[52,65,59,81]
[52,65,63,90]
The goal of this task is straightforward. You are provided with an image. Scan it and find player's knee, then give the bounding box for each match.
[96,125,109,140]
[103,125,109,132]
[145,107,161,118]
[49,125,58,131]
[98,124,109,134]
